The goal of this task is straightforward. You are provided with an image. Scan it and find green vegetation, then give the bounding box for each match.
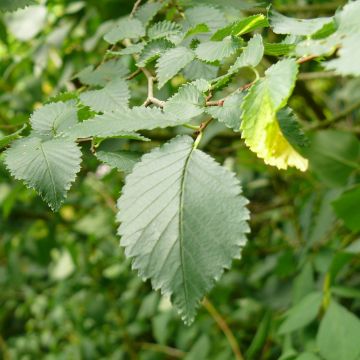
[1,0,359,359]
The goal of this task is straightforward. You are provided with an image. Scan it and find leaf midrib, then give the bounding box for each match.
[39,142,57,206]
[178,144,195,313]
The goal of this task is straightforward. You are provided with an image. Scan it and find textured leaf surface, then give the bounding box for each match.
[4,137,81,210]
[76,59,129,86]
[0,125,26,150]
[79,79,129,113]
[137,39,174,67]
[72,107,186,138]
[148,21,182,40]
[270,11,332,36]
[134,2,163,26]
[104,18,145,44]
[317,301,360,360]
[183,6,226,34]
[96,150,140,174]
[30,101,78,137]
[195,38,241,62]
[117,135,249,323]
[211,14,269,41]
[163,84,205,120]
[264,43,295,56]
[229,34,264,72]
[156,47,195,88]
[0,0,36,12]
[183,59,218,80]
[241,59,308,171]
[206,92,243,131]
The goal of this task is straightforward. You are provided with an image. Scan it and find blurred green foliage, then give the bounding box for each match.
[1,0,360,359]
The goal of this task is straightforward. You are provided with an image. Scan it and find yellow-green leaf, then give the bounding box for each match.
[241,59,308,171]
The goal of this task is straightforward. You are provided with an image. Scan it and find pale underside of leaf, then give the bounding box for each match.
[79,79,130,112]
[117,135,249,324]
[156,46,195,88]
[4,137,82,210]
[71,107,187,139]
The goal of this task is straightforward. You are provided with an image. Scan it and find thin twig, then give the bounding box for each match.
[130,0,142,17]
[139,342,185,358]
[126,68,142,80]
[297,54,319,64]
[298,71,339,81]
[141,67,165,107]
[307,98,360,130]
[203,297,244,360]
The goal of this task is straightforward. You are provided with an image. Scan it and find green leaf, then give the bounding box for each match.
[79,79,129,113]
[195,37,241,62]
[156,47,195,88]
[211,14,269,41]
[108,42,145,56]
[278,292,322,334]
[185,23,210,38]
[317,301,360,360]
[76,59,129,87]
[303,130,360,187]
[4,136,81,211]
[104,18,145,44]
[229,34,264,72]
[241,59,308,171]
[95,150,140,174]
[134,2,163,26]
[0,0,36,12]
[164,83,205,121]
[183,5,227,34]
[183,59,218,80]
[117,135,249,324]
[137,39,174,67]
[333,186,360,232]
[0,125,26,150]
[295,353,321,360]
[30,101,78,137]
[264,43,295,56]
[277,108,309,149]
[71,107,186,138]
[147,21,182,40]
[206,92,243,131]
[270,10,333,36]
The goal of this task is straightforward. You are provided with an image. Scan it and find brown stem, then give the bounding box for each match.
[126,68,142,80]
[130,0,142,17]
[141,67,165,107]
[203,297,244,360]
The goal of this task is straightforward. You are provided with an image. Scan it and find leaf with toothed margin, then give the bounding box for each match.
[79,79,130,113]
[95,150,140,174]
[104,18,145,44]
[134,2,164,26]
[206,92,244,131]
[71,107,187,139]
[30,101,78,138]
[241,59,308,171]
[211,14,269,41]
[4,136,82,211]
[0,125,27,150]
[76,59,129,87]
[117,135,249,324]
[147,20,182,41]
[195,37,242,62]
[163,83,206,121]
[137,39,174,67]
[0,0,36,12]
[156,46,195,88]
